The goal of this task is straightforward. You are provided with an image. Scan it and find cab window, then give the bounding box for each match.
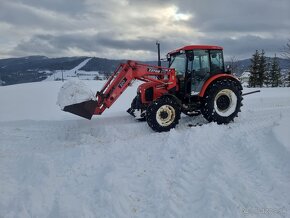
[169,53,186,76]
[210,50,224,74]
[189,50,210,93]
[192,50,210,73]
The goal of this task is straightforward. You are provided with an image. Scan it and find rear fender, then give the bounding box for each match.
[199,74,242,97]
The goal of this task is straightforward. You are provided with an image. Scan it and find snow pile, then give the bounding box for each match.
[57,79,96,109]
[1,82,290,218]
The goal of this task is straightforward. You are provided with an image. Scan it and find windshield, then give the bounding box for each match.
[169,53,186,76]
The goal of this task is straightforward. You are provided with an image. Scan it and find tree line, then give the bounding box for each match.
[248,40,290,87]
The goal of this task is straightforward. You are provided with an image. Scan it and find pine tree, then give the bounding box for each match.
[257,50,267,87]
[249,50,260,87]
[270,54,281,87]
[264,62,271,87]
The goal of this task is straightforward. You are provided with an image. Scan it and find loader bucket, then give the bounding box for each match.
[63,100,98,120]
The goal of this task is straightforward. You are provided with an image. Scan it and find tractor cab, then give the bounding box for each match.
[168,45,226,97]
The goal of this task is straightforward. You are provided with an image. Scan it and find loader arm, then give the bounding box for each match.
[94,60,176,115]
[62,60,176,119]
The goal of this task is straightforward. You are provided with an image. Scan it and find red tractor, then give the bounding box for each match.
[61,45,243,132]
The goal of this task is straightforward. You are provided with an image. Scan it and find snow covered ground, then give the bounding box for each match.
[0,81,290,218]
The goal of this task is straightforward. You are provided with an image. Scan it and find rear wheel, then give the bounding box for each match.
[146,96,181,132]
[201,79,242,124]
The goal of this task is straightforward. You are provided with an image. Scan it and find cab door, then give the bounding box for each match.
[188,50,210,94]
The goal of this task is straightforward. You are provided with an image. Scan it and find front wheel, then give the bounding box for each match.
[201,79,243,124]
[146,96,181,132]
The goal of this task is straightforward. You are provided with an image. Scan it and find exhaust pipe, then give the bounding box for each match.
[156,41,161,67]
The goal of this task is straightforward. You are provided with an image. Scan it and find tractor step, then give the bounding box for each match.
[127,108,136,117]
[188,123,204,127]
[127,107,147,121]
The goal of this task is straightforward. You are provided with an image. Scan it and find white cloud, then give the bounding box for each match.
[0,0,289,59]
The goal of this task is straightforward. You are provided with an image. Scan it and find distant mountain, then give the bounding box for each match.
[0,56,88,85]
[79,57,167,77]
[0,55,289,86]
[79,57,124,74]
[0,56,166,86]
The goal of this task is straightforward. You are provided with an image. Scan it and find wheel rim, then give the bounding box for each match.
[214,89,237,117]
[156,105,176,127]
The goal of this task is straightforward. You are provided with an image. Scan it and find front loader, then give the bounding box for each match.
[58,45,243,132]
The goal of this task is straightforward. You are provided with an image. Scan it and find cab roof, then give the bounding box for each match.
[168,45,223,55]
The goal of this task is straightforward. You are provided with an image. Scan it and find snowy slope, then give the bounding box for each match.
[45,58,97,81]
[0,81,290,218]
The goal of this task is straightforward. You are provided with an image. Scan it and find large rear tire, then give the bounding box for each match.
[201,79,243,124]
[146,96,181,132]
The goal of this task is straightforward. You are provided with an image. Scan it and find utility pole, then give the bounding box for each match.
[156,41,161,67]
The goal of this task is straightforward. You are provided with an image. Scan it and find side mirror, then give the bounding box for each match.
[226,65,231,74]
[166,54,171,62]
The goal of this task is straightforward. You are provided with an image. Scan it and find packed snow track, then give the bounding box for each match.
[0,81,289,217]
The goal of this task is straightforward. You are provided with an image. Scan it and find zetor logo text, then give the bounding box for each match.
[147,68,168,73]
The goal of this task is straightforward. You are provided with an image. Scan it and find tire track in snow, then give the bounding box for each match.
[163,127,227,217]
[162,101,290,217]
[221,126,290,216]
